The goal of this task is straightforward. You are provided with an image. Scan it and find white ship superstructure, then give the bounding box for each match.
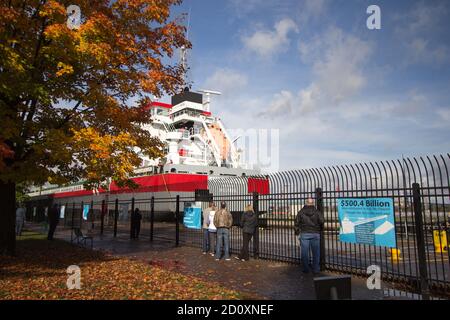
[136,88,256,177]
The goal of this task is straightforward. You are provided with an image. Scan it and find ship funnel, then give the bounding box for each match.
[198,89,222,112]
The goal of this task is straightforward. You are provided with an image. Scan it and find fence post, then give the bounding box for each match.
[100,200,105,235]
[64,202,68,227]
[253,192,260,259]
[175,195,180,246]
[71,202,75,242]
[412,183,430,300]
[90,200,94,230]
[316,187,325,271]
[80,201,84,229]
[114,199,118,238]
[130,197,135,239]
[150,196,155,242]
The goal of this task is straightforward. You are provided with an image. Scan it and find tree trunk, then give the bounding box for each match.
[0,180,16,256]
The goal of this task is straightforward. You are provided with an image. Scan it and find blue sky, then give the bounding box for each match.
[163,0,450,170]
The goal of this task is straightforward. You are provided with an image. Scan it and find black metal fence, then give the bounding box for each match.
[28,154,450,298]
[208,154,450,298]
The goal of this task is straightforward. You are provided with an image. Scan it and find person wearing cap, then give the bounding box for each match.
[214,201,233,261]
[295,198,324,274]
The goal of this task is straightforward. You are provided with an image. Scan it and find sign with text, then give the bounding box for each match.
[82,204,90,221]
[183,205,202,229]
[119,203,129,221]
[337,198,396,248]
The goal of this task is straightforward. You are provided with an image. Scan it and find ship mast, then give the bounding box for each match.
[180,7,191,87]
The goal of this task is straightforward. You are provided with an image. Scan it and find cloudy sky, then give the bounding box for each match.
[164,0,450,171]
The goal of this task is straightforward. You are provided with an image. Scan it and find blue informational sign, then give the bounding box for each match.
[183,206,202,229]
[82,204,90,221]
[337,198,396,248]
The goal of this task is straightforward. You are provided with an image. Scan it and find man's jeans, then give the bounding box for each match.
[215,228,230,259]
[300,233,321,273]
[16,219,24,236]
[202,229,210,252]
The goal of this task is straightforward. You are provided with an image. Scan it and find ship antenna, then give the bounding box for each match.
[180,6,191,86]
[198,89,222,112]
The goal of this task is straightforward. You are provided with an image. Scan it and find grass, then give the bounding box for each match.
[0,230,245,300]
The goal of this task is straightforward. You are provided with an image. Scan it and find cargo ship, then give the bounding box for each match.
[27,88,263,212]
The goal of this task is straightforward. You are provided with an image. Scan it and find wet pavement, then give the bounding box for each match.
[27,223,406,300]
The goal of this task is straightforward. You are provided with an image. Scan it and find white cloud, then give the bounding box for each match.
[211,86,448,170]
[298,0,327,23]
[394,2,448,37]
[280,148,381,169]
[227,0,295,19]
[257,90,293,116]
[407,38,450,65]
[436,108,450,121]
[305,28,371,104]
[203,68,248,94]
[394,2,450,66]
[260,28,372,117]
[242,18,299,58]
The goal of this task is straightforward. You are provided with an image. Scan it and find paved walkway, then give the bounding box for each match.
[28,223,403,300]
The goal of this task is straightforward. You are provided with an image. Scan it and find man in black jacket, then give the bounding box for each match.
[47,203,60,240]
[131,208,142,239]
[236,205,258,261]
[295,198,324,274]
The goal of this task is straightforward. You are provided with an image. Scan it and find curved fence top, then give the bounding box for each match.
[208,154,450,197]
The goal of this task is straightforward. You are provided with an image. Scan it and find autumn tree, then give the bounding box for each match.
[0,0,190,255]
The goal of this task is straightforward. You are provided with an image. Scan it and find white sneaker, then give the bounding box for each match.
[215,258,220,261]
[225,258,231,261]
[202,252,207,255]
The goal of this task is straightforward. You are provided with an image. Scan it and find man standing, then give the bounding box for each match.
[15,203,26,236]
[295,198,324,274]
[202,201,216,255]
[214,201,233,261]
[131,208,142,239]
[47,203,60,240]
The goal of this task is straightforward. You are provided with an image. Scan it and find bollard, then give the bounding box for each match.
[390,248,402,263]
[433,230,448,253]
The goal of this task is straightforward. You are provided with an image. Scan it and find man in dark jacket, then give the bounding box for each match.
[295,198,324,274]
[47,203,60,240]
[131,208,142,239]
[214,201,233,261]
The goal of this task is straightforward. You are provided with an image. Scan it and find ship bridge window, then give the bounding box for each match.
[156,108,168,115]
[151,108,168,116]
